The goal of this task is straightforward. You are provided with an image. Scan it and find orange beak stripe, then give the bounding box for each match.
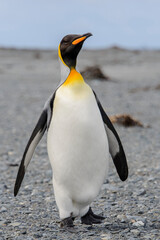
[72,36,86,45]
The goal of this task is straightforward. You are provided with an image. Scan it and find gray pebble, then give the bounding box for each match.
[132,221,145,227]
[0,207,7,213]
[9,222,21,227]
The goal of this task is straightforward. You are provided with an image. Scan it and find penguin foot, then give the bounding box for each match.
[60,216,74,228]
[81,207,105,225]
[89,207,105,220]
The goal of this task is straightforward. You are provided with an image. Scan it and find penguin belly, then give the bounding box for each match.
[47,83,109,219]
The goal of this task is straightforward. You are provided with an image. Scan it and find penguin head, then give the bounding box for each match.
[58,33,92,68]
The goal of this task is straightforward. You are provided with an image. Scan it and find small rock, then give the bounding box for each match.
[9,222,21,227]
[130,229,140,236]
[0,206,7,212]
[34,233,43,238]
[8,151,14,155]
[3,184,8,189]
[4,220,11,224]
[101,233,111,240]
[138,210,144,214]
[148,176,155,181]
[31,189,39,195]
[132,221,145,227]
[137,189,146,196]
[45,197,52,203]
[24,185,32,191]
[117,214,127,223]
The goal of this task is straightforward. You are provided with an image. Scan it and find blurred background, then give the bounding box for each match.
[0,0,160,50]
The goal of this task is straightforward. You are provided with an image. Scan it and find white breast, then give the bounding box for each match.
[47,82,109,204]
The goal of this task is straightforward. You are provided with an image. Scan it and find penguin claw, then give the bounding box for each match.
[60,216,74,228]
[81,207,105,225]
[81,215,102,225]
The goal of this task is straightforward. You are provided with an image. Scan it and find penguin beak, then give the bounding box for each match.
[72,33,92,45]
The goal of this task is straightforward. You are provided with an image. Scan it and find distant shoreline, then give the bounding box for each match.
[0,46,160,52]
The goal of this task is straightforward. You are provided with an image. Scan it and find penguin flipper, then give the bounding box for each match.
[94,92,128,181]
[14,108,47,196]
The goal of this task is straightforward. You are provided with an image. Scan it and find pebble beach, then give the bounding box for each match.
[0,47,160,239]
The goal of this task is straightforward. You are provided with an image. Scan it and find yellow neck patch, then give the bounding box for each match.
[63,68,84,86]
[58,44,67,67]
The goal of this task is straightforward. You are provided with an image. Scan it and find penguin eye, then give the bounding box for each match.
[62,38,69,46]
[63,41,68,45]
[62,37,69,43]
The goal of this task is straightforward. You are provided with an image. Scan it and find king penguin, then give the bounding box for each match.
[14,33,128,227]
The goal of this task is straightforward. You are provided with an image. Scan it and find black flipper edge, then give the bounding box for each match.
[94,91,128,181]
[14,109,47,196]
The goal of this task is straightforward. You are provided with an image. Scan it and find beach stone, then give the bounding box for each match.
[24,185,32,191]
[34,233,43,238]
[130,229,140,236]
[45,197,52,203]
[0,206,7,213]
[132,221,145,227]
[100,233,111,240]
[136,189,146,196]
[31,189,39,196]
[117,214,127,222]
[9,222,21,227]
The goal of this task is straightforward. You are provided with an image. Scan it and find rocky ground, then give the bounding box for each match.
[0,48,160,239]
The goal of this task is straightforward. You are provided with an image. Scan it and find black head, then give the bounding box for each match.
[59,33,92,68]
